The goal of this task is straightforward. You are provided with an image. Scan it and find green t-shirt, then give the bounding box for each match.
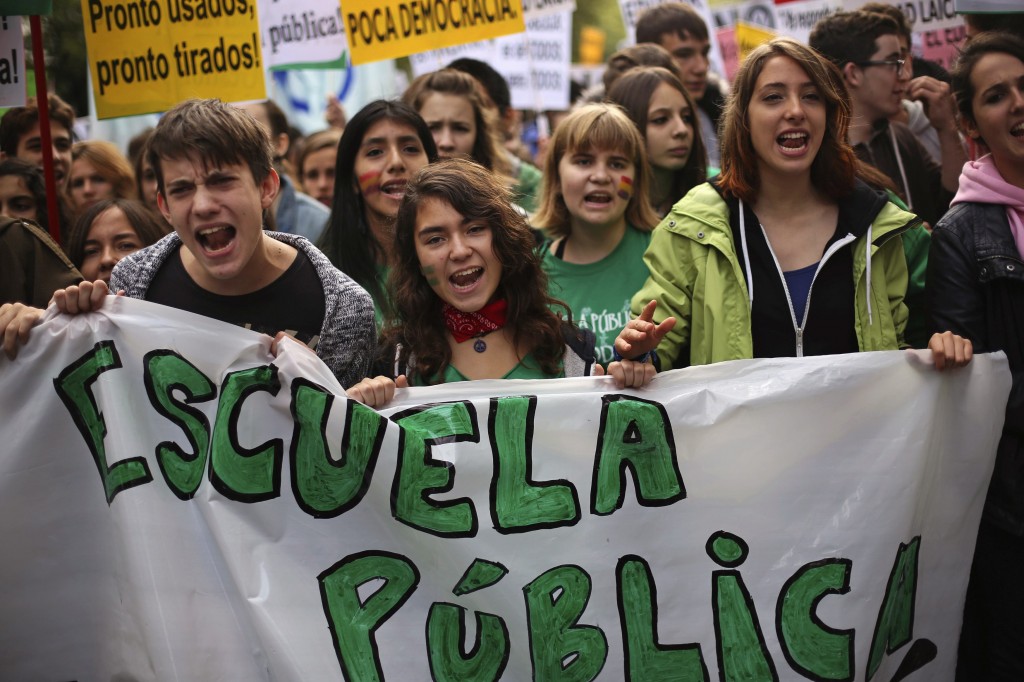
[514,161,543,214]
[541,226,652,364]
[410,353,558,385]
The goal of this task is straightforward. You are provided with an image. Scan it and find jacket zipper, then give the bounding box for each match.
[759,226,857,357]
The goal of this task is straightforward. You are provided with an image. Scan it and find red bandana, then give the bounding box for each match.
[443,300,508,343]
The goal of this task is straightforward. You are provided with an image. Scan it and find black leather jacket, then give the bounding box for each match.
[928,201,1024,534]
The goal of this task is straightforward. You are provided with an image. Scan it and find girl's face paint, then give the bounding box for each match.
[617,175,634,200]
[357,170,381,197]
[421,264,440,286]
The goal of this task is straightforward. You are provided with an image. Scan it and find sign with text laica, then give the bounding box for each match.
[344,0,526,65]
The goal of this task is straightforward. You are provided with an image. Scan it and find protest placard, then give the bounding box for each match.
[0,15,25,107]
[80,0,265,119]
[772,0,843,45]
[343,0,526,66]
[258,0,347,70]
[0,298,1010,680]
[493,11,572,110]
[409,3,571,111]
[716,24,739,80]
[736,20,777,57]
[520,0,574,18]
[409,39,496,77]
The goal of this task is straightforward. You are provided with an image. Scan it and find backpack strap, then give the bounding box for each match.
[561,322,596,377]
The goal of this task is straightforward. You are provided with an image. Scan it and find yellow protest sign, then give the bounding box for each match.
[343,0,526,65]
[735,21,776,61]
[81,0,266,119]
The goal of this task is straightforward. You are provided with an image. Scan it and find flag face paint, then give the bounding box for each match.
[617,176,633,200]
[358,171,381,197]
[421,264,439,287]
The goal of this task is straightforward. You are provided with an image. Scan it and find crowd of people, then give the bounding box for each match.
[0,3,1021,678]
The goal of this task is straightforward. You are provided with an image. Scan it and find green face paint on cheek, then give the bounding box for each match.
[421,264,440,287]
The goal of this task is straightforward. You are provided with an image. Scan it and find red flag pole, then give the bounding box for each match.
[29,14,61,243]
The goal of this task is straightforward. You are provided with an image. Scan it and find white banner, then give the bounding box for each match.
[0,298,1010,681]
[258,0,347,69]
[0,15,25,108]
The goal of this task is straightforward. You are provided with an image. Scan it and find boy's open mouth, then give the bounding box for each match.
[198,225,235,252]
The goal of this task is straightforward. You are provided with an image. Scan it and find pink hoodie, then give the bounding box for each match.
[952,154,1024,261]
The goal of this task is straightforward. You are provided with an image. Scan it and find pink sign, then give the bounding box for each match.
[717,25,739,82]
[918,23,967,72]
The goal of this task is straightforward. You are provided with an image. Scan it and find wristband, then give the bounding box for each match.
[613,347,656,364]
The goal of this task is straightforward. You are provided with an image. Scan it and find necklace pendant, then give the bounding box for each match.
[473,338,487,353]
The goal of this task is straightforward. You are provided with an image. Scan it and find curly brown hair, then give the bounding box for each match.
[383,158,569,382]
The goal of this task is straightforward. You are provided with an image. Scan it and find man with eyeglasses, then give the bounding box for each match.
[810,10,966,228]
[861,2,954,166]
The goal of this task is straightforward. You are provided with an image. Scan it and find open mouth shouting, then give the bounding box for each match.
[584,191,614,207]
[1012,121,1024,139]
[778,131,810,153]
[380,179,408,201]
[197,225,236,254]
[450,266,484,292]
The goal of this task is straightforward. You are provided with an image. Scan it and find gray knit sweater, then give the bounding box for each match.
[110,231,376,388]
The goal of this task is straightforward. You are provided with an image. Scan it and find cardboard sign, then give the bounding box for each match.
[343,0,526,66]
[0,297,1010,680]
[81,0,265,119]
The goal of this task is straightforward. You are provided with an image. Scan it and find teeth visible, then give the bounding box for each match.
[779,132,807,139]
[1012,122,1024,134]
[199,226,228,236]
[453,267,481,278]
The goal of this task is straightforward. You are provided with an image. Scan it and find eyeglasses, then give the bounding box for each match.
[855,59,906,74]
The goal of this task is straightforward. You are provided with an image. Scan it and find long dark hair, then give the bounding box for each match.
[607,66,708,206]
[384,158,568,382]
[318,100,438,305]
